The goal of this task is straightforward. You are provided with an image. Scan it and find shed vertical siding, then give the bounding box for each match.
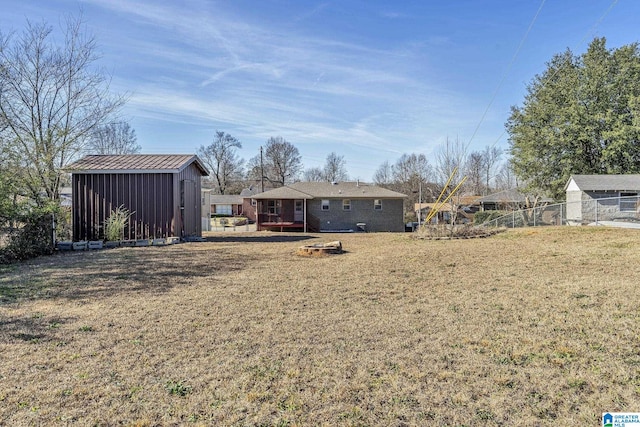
[72,173,175,241]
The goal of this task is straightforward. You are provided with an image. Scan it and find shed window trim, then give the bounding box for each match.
[342,199,351,211]
[374,199,382,210]
[321,199,330,211]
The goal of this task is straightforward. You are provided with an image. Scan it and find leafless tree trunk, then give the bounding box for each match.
[495,161,518,190]
[434,137,467,233]
[262,136,302,186]
[87,121,140,155]
[303,167,325,182]
[465,151,484,195]
[373,161,392,186]
[482,146,502,194]
[323,152,348,182]
[197,131,244,194]
[0,16,124,205]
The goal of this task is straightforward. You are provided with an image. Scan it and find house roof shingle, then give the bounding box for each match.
[566,174,640,191]
[209,195,244,204]
[251,181,408,200]
[66,154,209,176]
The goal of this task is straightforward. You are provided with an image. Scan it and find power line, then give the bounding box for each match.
[488,0,620,153]
[465,0,547,154]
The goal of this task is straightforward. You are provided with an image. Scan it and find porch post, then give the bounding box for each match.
[304,199,307,233]
[257,200,261,231]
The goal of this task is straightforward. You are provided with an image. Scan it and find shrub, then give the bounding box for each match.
[474,210,509,225]
[104,205,133,241]
[0,204,57,263]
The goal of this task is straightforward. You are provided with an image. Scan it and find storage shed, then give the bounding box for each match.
[67,154,209,241]
[565,174,640,225]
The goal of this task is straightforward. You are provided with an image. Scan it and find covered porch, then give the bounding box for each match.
[255,198,319,232]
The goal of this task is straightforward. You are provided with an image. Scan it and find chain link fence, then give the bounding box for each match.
[481,195,640,228]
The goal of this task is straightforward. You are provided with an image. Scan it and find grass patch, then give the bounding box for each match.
[0,227,639,425]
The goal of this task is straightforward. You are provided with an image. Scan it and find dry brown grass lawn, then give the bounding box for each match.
[1,227,640,426]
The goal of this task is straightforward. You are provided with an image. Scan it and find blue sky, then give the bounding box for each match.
[1,0,638,181]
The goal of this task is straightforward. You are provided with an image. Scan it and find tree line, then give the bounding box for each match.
[2,10,640,261]
[197,129,517,223]
[197,133,350,195]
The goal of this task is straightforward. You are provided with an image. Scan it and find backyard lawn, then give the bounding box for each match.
[1,227,640,426]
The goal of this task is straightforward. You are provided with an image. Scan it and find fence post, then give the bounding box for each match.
[533,207,536,227]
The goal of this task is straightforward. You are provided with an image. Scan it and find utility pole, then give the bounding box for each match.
[260,146,264,193]
[418,180,422,228]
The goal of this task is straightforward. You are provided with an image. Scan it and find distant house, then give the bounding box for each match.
[210,194,244,216]
[67,154,209,241]
[240,185,263,223]
[59,187,73,208]
[251,181,407,232]
[415,195,480,224]
[565,174,640,224]
[478,189,553,211]
[201,189,212,231]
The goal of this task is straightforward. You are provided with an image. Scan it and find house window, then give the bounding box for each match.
[251,199,256,206]
[321,200,330,211]
[374,199,382,210]
[216,205,233,215]
[620,192,639,212]
[342,199,351,211]
[267,200,281,214]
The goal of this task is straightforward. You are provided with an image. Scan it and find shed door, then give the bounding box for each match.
[181,179,197,236]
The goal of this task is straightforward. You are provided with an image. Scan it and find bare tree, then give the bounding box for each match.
[465,151,485,195]
[323,152,348,182]
[391,153,432,185]
[434,137,467,227]
[373,161,392,186]
[482,146,502,194]
[495,161,518,190]
[197,131,244,195]
[303,167,325,182]
[0,16,125,204]
[262,136,302,186]
[374,154,433,221]
[391,153,433,220]
[88,122,140,155]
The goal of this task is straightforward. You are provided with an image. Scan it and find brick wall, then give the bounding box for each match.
[308,198,404,232]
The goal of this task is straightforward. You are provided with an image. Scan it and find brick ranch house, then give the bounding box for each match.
[251,181,407,232]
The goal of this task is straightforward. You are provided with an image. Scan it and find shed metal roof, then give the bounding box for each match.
[566,174,640,191]
[67,154,209,176]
